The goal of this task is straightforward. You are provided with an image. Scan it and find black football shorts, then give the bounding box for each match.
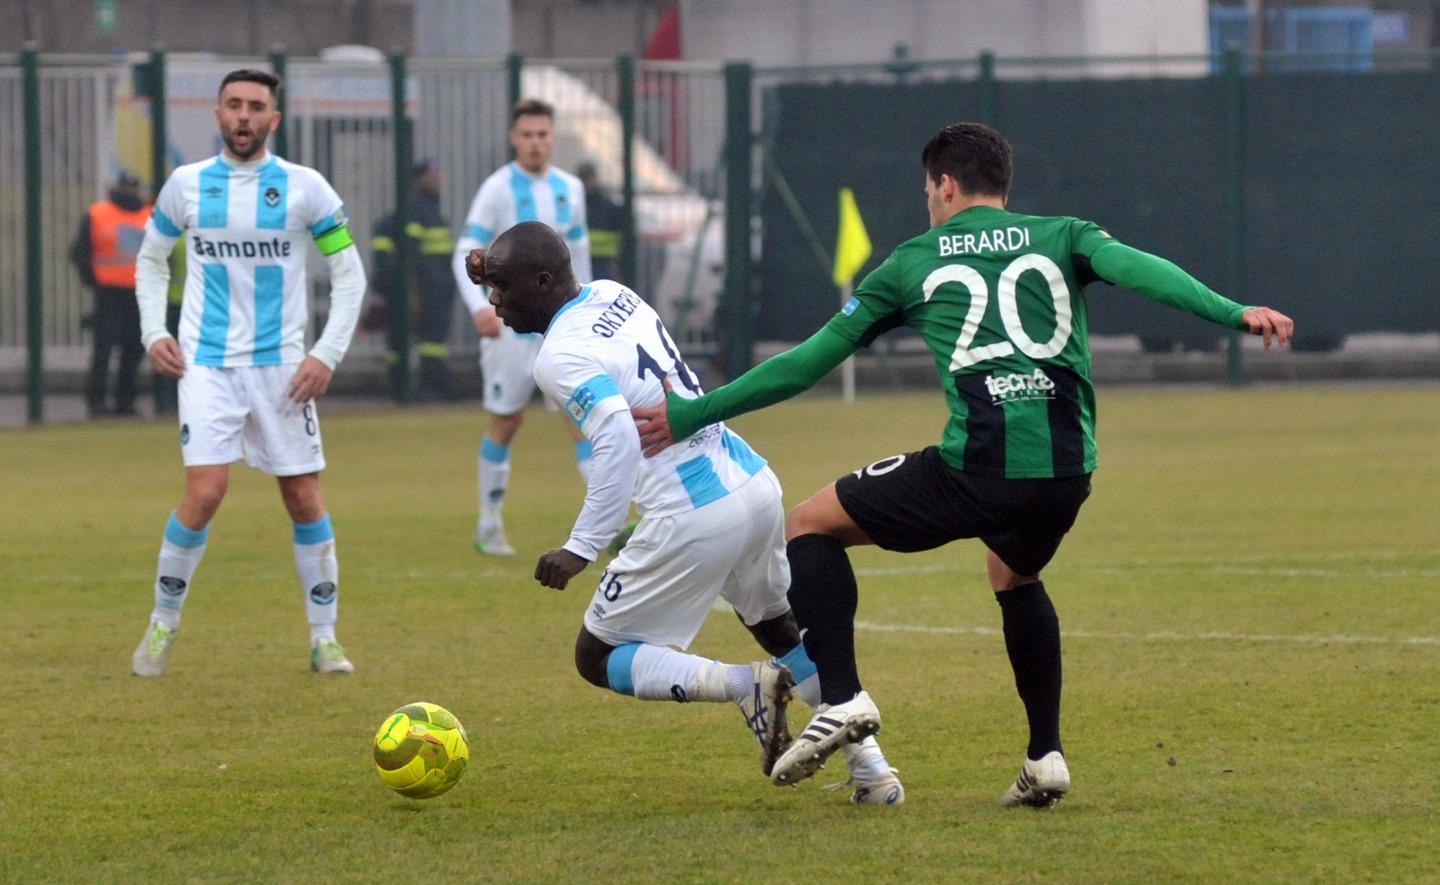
[833,446,1091,576]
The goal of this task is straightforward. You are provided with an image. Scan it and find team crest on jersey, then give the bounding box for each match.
[264,186,281,207]
[180,423,190,444]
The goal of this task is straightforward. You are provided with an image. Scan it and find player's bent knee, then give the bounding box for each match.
[741,609,802,657]
[574,629,614,688]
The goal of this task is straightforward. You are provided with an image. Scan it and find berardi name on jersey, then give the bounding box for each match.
[937,225,1031,257]
[191,232,295,260]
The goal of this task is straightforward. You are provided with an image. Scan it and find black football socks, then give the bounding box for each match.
[785,534,863,705]
[996,580,1064,759]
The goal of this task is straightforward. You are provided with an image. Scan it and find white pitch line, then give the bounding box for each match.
[852,563,1440,580]
[853,620,1440,647]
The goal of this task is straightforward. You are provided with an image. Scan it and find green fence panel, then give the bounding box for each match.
[758,67,1440,349]
[1243,70,1440,348]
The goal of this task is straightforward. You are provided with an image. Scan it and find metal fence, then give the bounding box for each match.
[0,49,737,421]
[6,46,1438,422]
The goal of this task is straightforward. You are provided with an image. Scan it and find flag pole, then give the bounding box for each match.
[840,281,856,404]
[832,186,870,406]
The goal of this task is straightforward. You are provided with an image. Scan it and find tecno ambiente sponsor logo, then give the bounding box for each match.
[983,368,1056,403]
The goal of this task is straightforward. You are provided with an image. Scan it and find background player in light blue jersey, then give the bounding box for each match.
[453,99,593,557]
[130,69,367,677]
[463,224,903,805]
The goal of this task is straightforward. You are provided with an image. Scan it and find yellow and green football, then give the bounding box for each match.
[372,702,469,799]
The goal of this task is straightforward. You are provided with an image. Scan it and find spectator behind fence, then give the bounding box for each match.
[369,159,458,401]
[70,171,150,418]
[578,161,624,283]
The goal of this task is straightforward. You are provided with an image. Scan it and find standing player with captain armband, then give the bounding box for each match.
[636,122,1293,807]
[465,223,904,805]
[129,69,368,677]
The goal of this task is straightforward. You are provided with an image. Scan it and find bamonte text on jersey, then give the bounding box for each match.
[191,234,295,260]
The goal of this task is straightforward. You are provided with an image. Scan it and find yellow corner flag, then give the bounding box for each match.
[832,187,872,288]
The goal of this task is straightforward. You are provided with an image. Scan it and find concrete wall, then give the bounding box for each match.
[681,0,1212,74]
[0,0,414,55]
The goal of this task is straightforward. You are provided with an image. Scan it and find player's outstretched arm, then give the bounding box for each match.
[634,325,855,456]
[1239,307,1294,349]
[1088,240,1285,334]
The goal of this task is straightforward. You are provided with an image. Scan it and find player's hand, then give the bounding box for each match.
[464,248,489,286]
[288,355,333,403]
[148,337,186,379]
[633,378,675,457]
[534,548,591,590]
[473,307,503,338]
[1241,307,1294,350]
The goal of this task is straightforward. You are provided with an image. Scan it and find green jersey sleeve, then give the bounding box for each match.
[825,253,909,345]
[666,326,856,440]
[1087,237,1253,330]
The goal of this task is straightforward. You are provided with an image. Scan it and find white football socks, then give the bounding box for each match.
[478,436,510,530]
[293,514,339,644]
[609,643,750,703]
[149,511,208,629]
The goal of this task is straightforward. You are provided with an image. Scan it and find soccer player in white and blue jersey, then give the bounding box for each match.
[462,224,902,803]
[451,98,593,557]
[129,70,367,677]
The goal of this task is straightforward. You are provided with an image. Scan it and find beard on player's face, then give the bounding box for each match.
[221,117,271,161]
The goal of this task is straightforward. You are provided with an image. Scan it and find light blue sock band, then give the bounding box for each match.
[778,643,818,683]
[164,511,209,548]
[606,642,643,696]
[481,437,511,464]
[293,514,334,545]
[575,439,593,461]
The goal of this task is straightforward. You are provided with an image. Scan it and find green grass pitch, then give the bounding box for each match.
[3,384,1437,882]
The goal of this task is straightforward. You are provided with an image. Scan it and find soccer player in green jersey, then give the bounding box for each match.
[634,122,1292,807]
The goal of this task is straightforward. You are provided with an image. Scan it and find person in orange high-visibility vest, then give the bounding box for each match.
[70,171,152,417]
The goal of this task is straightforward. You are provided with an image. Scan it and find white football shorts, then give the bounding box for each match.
[479,330,544,415]
[178,363,326,476]
[582,466,791,650]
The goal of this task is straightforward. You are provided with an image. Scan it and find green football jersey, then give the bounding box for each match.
[826,205,1115,479]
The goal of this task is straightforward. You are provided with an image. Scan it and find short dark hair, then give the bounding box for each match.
[511,98,555,127]
[218,69,282,102]
[921,122,1012,198]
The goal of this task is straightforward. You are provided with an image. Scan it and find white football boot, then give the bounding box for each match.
[310,639,355,674]
[131,621,178,677]
[770,690,881,787]
[737,661,796,776]
[473,520,515,556]
[999,751,1070,808]
[824,739,905,806]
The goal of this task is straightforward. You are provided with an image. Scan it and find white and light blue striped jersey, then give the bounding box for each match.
[144,152,353,367]
[535,280,767,520]
[455,162,591,307]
